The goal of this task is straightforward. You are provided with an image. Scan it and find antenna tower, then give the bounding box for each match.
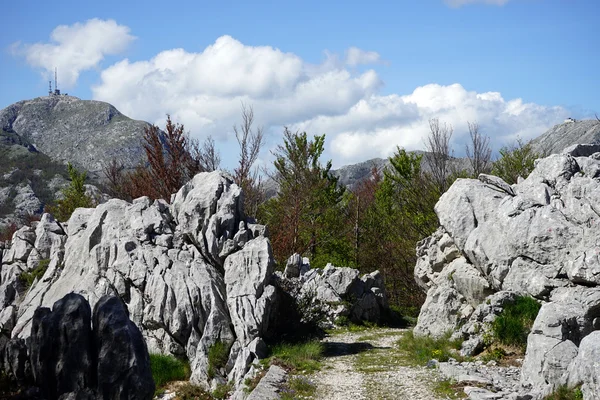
[54,68,61,95]
[48,80,52,96]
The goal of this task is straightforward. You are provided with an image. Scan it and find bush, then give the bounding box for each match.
[176,383,213,400]
[149,354,189,389]
[47,163,94,221]
[491,139,539,185]
[396,330,463,365]
[207,341,230,379]
[269,341,323,373]
[544,385,583,400]
[492,296,541,349]
[20,258,51,290]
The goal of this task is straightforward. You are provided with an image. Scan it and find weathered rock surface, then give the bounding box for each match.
[415,149,600,399]
[0,171,279,392]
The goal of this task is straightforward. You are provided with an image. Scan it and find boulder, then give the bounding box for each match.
[567,331,600,399]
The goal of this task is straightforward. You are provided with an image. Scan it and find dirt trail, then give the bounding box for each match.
[311,328,446,400]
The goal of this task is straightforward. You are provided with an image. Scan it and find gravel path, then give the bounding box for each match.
[311,328,446,400]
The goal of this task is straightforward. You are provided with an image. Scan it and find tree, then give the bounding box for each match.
[492,138,539,185]
[49,163,94,221]
[104,115,221,202]
[233,104,264,218]
[259,129,346,267]
[465,121,492,177]
[425,118,454,194]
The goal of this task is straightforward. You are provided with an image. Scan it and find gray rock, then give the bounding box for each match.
[246,365,287,400]
[284,253,302,278]
[566,331,600,399]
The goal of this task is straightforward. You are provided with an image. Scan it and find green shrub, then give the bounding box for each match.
[149,354,189,389]
[280,376,317,400]
[47,163,94,222]
[20,258,50,290]
[396,330,463,366]
[207,341,230,379]
[212,382,232,399]
[491,139,539,185]
[269,340,323,373]
[492,296,541,349]
[544,385,583,400]
[481,346,507,362]
[176,383,213,400]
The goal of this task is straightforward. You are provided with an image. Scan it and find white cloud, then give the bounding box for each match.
[444,0,511,7]
[13,19,135,88]
[91,35,568,169]
[345,47,381,66]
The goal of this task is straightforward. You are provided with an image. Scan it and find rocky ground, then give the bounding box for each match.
[309,328,446,400]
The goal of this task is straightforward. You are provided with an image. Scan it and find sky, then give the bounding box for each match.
[1,0,599,170]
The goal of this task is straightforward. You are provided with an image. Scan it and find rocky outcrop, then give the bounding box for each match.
[2,292,154,399]
[529,119,600,157]
[276,254,389,327]
[0,171,278,392]
[415,146,600,399]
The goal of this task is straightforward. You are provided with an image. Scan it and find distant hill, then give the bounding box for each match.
[529,119,600,156]
[0,95,152,179]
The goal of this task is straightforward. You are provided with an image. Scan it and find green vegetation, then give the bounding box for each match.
[48,163,94,221]
[268,340,323,373]
[207,341,230,379]
[20,258,51,289]
[480,346,507,363]
[544,385,584,400]
[491,296,541,349]
[149,354,190,389]
[491,138,540,184]
[432,378,467,399]
[212,382,232,400]
[396,330,463,366]
[280,376,317,400]
[175,383,213,400]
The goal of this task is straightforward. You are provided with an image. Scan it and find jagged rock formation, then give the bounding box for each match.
[0,171,276,392]
[530,119,600,156]
[0,95,152,178]
[414,144,600,399]
[2,292,154,399]
[277,254,389,326]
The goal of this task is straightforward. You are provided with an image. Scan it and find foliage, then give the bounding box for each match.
[19,258,51,290]
[258,129,346,268]
[396,330,463,366]
[433,378,468,399]
[268,340,323,373]
[212,382,232,400]
[149,354,190,389]
[104,115,220,202]
[492,296,541,349]
[0,222,18,242]
[175,383,213,400]
[491,138,539,184]
[480,346,507,362]
[280,376,317,400]
[207,341,230,379]
[543,385,584,400]
[47,163,94,221]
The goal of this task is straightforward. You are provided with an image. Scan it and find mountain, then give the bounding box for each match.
[529,119,600,156]
[0,95,152,179]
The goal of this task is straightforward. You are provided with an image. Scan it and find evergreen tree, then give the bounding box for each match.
[50,163,94,221]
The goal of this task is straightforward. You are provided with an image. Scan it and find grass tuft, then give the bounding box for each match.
[269,340,323,373]
[207,341,230,379]
[176,383,213,400]
[149,354,190,389]
[544,385,584,400]
[280,376,317,400]
[20,258,51,290]
[492,296,541,349]
[396,330,463,366]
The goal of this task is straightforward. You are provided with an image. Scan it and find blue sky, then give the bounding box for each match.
[2,0,599,169]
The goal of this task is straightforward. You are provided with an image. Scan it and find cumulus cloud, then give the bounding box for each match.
[345,47,382,66]
[444,0,511,7]
[12,19,135,88]
[91,35,568,169]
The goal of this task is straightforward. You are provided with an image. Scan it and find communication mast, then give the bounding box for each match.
[48,80,52,96]
[54,68,61,96]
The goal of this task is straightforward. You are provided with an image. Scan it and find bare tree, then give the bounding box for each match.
[189,135,221,172]
[233,104,265,217]
[465,121,492,177]
[425,118,454,194]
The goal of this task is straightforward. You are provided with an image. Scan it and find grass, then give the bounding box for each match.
[268,340,323,373]
[355,346,404,373]
[175,383,213,400]
[280,376,317,400]
[212,382,232,400]
[20,258,50,290]
[207,341,230,379]
[544,385,584,400]
[149,354,190,389]
[395,330,463,366]
[433,378,468,399]
[492,295,541,349]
